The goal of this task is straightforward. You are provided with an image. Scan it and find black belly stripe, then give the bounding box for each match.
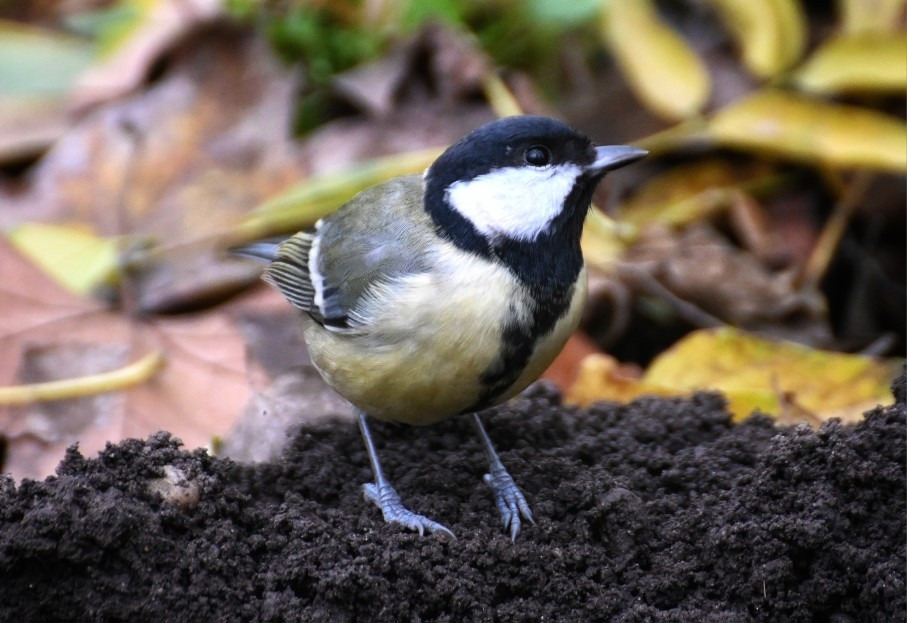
[468,286,574,412]
[428,172,595,413]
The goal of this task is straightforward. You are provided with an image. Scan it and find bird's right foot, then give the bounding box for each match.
[362,482,455,539]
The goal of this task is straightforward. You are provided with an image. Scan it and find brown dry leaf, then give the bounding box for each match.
[540,331,602,391]
[568,327,900,424]
[793,33,907,95]
[619,224,832,345]
[1,28,307,312]
[69,0,222,111]
[707,89,907,172]
[601,0,710,121]
[0,20,94,163]
[0,238,249,481]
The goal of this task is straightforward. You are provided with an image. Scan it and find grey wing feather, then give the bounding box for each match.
[263,175,433,331]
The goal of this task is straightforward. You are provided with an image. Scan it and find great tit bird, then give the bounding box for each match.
[235,115,646,540]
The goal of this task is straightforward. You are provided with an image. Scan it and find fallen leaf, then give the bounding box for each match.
[69,0,223,111]
[580,208,635,278]
[540,331,601,391]
[0,238,250,481]
[218,368,352,464]
[0,20,94,162]
[602,0,710,121]
[236,147,443,242]
[619,224,832,345]
[6,223,120,296]
[793,33,907,95]
[331,23,490,118]
[644,327,901,422]
[703,0,806,78]
[707,89,907,172]
[568,327,900,424]
[617,159,780,230]
[566,353,661,405]
[839,0,907,34]
[2,29,307,312]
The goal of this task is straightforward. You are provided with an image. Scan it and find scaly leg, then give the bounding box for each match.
[472,412,535,540]
[358,411,455,539]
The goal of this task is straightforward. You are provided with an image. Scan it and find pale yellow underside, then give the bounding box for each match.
[303,243,586,425]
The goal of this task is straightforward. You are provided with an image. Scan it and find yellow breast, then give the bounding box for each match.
[303,244,586,425]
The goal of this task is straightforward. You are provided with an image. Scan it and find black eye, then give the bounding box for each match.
[524,145,551,167]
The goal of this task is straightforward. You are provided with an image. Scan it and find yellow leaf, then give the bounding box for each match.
[707,89,907,172]
[7,223,120,296]
[703,0,806,78]
[580,208,635,274]
[839,0,907,34]
[770,0,808,74]
[602,0,710,121]
[793,33,907,95]
[236,147,443,241]
[643,327,900,422]
[618,159,778,229]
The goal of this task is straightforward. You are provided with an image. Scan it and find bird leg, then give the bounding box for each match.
[471,412,535,540]
[357,411,455,539]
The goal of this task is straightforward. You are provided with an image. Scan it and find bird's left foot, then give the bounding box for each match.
[482,466,535,541]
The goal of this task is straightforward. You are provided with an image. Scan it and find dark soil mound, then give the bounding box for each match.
[2,379,904,623]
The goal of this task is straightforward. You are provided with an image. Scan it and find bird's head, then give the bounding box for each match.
[424,116,646,253]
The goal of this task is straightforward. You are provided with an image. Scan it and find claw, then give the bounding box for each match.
[363,482,456,540]
[472,413,535,540]
[483,468,535,541]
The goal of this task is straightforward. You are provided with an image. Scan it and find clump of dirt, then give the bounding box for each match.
[1,379,904,622]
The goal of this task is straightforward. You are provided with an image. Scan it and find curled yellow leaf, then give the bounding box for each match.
[602,0,710,121]
[707,89,907,172]
[704,0,806,78]
[794,34,907,94]
[0,351,163,406]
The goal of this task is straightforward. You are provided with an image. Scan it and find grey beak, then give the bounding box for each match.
[587,145,648,174]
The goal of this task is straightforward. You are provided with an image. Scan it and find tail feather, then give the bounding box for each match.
[229,238,287,262]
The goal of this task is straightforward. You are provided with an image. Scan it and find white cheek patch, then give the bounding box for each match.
[445,164,582,241]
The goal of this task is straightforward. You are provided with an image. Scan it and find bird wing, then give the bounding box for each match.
[263,175,434,331]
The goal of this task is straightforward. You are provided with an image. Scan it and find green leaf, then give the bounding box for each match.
[0,20,93,96]
[526,0,602,28]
